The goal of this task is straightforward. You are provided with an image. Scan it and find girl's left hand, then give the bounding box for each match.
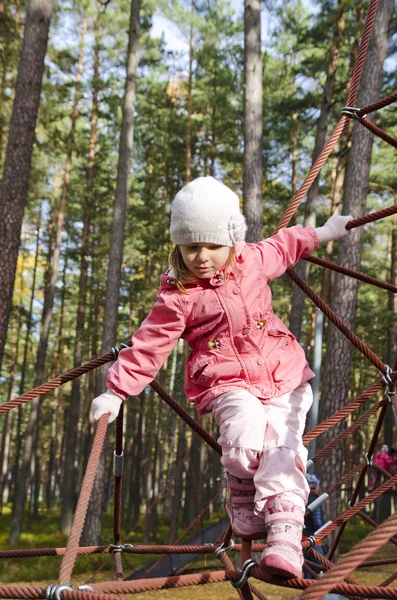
[315,215,353,243]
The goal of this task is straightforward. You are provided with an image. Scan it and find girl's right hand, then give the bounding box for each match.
[91,390,123,423]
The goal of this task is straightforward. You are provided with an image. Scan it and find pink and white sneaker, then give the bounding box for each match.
[259,493,304,578]
[225,473,267,541]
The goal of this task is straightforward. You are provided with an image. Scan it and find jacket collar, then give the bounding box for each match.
[160,257,242,290]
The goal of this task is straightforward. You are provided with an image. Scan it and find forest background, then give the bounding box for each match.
[0,0,396,572]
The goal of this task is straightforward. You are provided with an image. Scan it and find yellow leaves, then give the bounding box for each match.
[167,74,186,103]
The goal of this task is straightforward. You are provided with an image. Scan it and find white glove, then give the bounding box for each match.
[91,390,123,423]
[315,215,353,244]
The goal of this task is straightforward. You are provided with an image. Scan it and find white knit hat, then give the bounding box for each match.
[170,176,246,247]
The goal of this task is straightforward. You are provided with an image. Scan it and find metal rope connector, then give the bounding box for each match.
[77,586,94,593]
[307,492,329,512]
[381,364,394,387]
[306,535,316,549]
[111,343,129,360]
[46,584,73,600]
[109,543,125,553]
[381,365,395,401]
[341,106,366,121]
[365,452,373,466]
[231,558,256,588]
[113,450,124,477]
[306,459,314,470]
[214,539,235,558]
[314,520,333,536]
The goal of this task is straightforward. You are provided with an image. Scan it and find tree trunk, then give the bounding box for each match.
[185,0,194,184]
[318,0,394,525]
[289,0,345,340]
[0,0,53,372]
[60,11,99,534]
[8,18,86,543]
[379,226,397,521]
[243,0,263,243]
[169,416,186,542]
[84,0,140,546]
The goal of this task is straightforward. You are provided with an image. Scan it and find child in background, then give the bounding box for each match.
[302,473,326,578]
[92,176,352,578]
[370,444,392,488]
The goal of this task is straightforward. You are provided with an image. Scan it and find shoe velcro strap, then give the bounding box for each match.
[228,481,256,492]
[265,511,303,526]
[266,534,302,552]
[228,493,255,504]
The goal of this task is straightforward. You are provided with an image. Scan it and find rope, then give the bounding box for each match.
[358,90,397,115]
[310,399,385,463]
[58,415,108,584]
[287,266,392,374]
[150,379,222,454]
[307,472,397,545]
[358,119,397,148]
[112,403,124,580]
[274,0,379,231]
[346,203,397,229]
[305,255,397,293]
[303,378,383,444]
[0,349,118,414]
[299,510,397,600]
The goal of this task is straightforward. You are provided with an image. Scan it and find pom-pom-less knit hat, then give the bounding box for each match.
[170,176,246,247]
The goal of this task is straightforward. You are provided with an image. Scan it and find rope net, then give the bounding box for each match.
[1,0,397,598]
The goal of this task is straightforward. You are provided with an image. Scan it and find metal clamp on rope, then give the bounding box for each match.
[381,365,395,398]
[113,450,124,477]
[123,544,134,552]
[214,539,235,558]
[314,520,332,536]
[46,584,73,600]
[341,106,366,121]
[306,535,316,549]
[111,343,129,360]
[365,452,373,466]
[231,558,256,588]
[307,492,329,513]
[77,586,94,593]
[381,364,394,386]
[109,543,125,553]
[306,459,314,470]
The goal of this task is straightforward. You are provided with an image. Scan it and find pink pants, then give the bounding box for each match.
[210,383,313,513]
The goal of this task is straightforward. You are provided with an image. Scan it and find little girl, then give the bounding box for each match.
[92,176,351,578]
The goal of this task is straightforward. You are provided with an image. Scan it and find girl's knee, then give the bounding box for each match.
[222,448,261,479]
[214,391,266,452]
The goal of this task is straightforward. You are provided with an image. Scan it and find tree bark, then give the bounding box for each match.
[243,0,263,243]
[0,0,53,372]
[60,10,99,534]
[289,0,345,340]
[84,0,140,545]
[318,0,394,524]
[8,19,86,542]
[185,0,194,184]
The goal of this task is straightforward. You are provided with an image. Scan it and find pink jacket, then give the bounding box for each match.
[107,226,319,414]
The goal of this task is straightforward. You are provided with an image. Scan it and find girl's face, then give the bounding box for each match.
[179,243,231,279]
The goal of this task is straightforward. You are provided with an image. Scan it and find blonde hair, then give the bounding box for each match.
[169,246,236,293]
